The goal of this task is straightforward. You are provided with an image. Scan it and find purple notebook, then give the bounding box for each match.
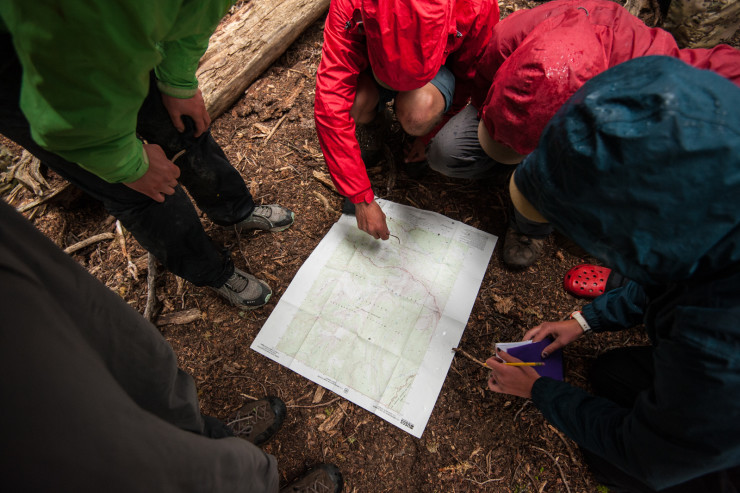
[495,339,563,380]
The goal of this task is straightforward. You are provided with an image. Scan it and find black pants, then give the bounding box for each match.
[0,200,278,491]
[0,34,254,287]
[586,347,740,492]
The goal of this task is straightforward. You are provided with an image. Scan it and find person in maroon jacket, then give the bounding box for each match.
[426,0,740,269]
[314,0,499,240]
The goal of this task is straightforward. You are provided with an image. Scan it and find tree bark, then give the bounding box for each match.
[198,0,330,119]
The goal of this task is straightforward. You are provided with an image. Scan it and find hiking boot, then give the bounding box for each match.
[211,268,272,309]
[237,204,295,232]
[226,396,286,446]
[502,226,545,269]
[356,109,390,168]
[280,464,344,493]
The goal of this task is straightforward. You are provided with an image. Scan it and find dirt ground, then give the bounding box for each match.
[2,1,731,491]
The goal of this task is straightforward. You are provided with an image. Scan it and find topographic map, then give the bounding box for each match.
[251,200,496,437]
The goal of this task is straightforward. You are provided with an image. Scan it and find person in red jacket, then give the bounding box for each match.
[314,0,499,240]
[426,0,740,268]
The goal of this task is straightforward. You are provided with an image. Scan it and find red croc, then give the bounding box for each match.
[563,264,612,298]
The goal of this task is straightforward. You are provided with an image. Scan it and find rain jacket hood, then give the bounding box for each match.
[362,0,454,91]
[515,56,740,286]
[474,0,740,158]
[480,8,608,155]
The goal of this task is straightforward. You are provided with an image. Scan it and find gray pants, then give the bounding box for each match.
[427,105,503,179]
[427,105,553,237]
[0,201,278,492]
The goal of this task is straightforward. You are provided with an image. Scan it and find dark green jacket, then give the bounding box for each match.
[517,56,740,490]
[0,0,233,183]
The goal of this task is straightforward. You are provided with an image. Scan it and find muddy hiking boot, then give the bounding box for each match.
[226,396,286,446]
[502,226,546,269]
[280,464,344,493]
[356,108,391,169]
[237,204,295,233]
[211,268,272,309]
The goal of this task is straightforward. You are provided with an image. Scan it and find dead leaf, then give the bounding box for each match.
[493,295,515,314]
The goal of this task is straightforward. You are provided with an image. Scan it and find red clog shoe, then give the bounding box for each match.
[563,264,611,298]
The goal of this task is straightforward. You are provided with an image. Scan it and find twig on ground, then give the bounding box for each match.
[313,170,338,193]
[115,220,139,279]
[530,445,572,493]
[313,190,334,214]
[453,347,490,369]
[287,67,311,78]
[514,400,531,422]
[463,477,505,486]
[259,113,288,149]
[523,464,539,492]
[63,232,116,255]
[143,253,158,321]
[547,424,580,466]
[16,183,71,213]
[287,396,341,409]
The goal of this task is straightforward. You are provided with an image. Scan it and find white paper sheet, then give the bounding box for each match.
[251,199,496,437]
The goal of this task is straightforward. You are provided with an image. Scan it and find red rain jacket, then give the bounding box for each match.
[314,0,499,204]
[474,0,740,156]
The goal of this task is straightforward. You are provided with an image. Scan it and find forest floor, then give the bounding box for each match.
[1,1,729,491]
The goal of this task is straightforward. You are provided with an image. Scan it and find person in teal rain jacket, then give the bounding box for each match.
[486,56,740,492]
[0,0,295,309]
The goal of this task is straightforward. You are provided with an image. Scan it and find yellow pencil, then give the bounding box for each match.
[504,362,545,367]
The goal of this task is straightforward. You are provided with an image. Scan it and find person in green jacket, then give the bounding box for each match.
[0,0,293,309]
[487,57,740,492]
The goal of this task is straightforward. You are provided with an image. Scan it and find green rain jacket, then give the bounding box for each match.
[0,0,233,183]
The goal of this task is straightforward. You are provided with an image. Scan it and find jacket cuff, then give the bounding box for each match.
[156,79,199,99]
[580,303,603,333]
[531,376,566,407]
[349,189,375,204]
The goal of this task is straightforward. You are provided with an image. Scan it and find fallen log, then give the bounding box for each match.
[198,0,330,119]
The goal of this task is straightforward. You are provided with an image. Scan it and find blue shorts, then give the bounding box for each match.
[377,64,456,113]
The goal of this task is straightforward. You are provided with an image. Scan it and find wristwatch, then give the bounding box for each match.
[570,310,592,333]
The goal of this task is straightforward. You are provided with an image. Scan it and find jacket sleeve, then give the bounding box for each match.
[154,2,231,98]
[155,34,213,98]
[314,0,375,204]
[678,45,740,88]
[532,296,740,490]
[445,0,498,113]
[581,280,648,332]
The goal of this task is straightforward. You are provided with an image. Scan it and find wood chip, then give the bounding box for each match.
[318,400,348,432]
[312,386,326,403]
[312,170,338,193]
[155,308,202,326]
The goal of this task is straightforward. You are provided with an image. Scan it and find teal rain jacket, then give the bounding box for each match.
[0,0,233,183]
[516,56,740,490]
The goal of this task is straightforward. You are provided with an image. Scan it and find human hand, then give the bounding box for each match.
[355,200,390,240]
[486,349,540,398]
[404,138,426,163]
[161,89,211,137]
[124,144,180,202]
[522,319,584,358]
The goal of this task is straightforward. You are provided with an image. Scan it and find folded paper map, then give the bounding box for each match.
[251,199,496,437]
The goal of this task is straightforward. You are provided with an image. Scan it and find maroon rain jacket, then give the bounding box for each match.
[314,0,499,204]
[475,0,740,156]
